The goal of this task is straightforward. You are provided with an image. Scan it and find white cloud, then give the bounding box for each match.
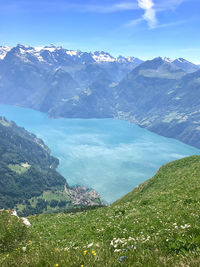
[0,1,139,14]
[138,0,157,28]
[156,0,188,11]
[83,2,138,13]
[125,0,189,29]
[125,17,144,27]
[154,19,189,29]
[138,0,154,10]
[125,0,157,28]
[143,8,157,28]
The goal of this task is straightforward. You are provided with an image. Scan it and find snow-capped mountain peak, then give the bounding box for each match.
[176,58,186,63]
[92,51,115,62]
[117,56,138,63]
[66,50,81,57]
[161,57,174,63]
[0,44,143,65]
[0,46,12,59]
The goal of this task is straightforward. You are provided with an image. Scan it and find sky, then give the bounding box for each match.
[0,0,200,63]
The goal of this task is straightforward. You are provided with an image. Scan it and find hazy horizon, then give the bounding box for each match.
[1,0,200,63]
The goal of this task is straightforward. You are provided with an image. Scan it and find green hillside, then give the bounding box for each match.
[1,155,200,266]
[0,116,67,209]
[0,117,102,215]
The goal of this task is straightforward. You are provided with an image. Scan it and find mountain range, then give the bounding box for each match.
[0,44,200,148]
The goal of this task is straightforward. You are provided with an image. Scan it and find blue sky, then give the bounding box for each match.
[1,0,200,63]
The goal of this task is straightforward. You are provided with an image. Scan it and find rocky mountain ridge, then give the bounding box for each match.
[0,44,142,64]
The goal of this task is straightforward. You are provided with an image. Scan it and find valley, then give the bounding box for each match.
[0,104,200,204]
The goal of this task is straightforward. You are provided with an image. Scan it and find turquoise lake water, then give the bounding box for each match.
[0,104,200,203]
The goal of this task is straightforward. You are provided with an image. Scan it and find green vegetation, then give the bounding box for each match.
[0,210,28,254]
[0,116,70,211]
[16,189,73,216]
[139,69,184,79]
[1,155,200,266]
[0,116,67,210]
[0,117,102,215]
[8,163,30,174]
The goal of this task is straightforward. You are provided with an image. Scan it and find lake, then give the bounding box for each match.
[0,104,199,203]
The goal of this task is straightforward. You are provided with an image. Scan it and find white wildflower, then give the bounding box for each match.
[87,242,94,248]
[114,249,121,253]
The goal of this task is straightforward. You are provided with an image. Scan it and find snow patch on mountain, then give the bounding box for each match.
[161,57,174,63]
[1,44,199,73]
[92,51,115,62]
[0,46,12,59]
[66,50,80,57]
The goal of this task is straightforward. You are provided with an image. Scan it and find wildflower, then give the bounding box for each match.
[2,254,9,260]
[83,250,87,255]
[114,249,121,253]
[119,256,128,263]
[90,250,96,256]
[22,247,26,252]
[87,242,93,248]
[54,264,59,267]
[27,240,32,246]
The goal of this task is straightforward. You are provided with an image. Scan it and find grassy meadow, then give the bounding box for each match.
[1,156,200,266]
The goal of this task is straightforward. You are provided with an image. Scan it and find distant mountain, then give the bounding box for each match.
[0,46,12,59]
[1,44,200,149]
[52,57,187,118]
[113,59,200,148]
[48,77,115,118]
[0,117,102,215]
[172,58,200,73]
[0,44,143,110]
[0,44,143,75]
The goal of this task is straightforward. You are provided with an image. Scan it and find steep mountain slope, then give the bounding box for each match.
[114,57,184,112]
[0,117,102,214]
[32,68,81,112]
[48,78,115,118]
[1,155,200,266]
[172,58,200,73]
[73,63,111,87]
[0,46,81,110]
[114,59,200,148]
